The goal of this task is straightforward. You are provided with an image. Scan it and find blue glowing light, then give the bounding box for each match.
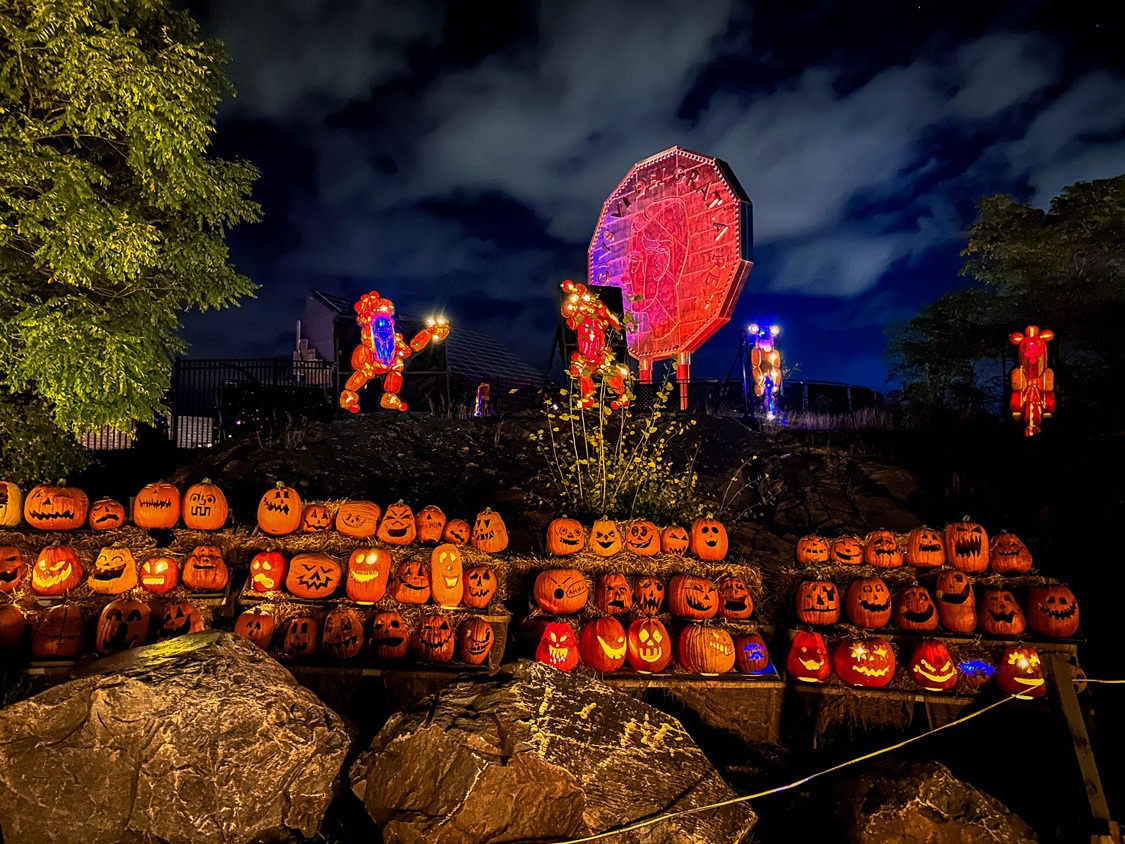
[958,659,996,678]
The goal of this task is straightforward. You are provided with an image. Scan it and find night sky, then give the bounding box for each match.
[178,0,1124,393]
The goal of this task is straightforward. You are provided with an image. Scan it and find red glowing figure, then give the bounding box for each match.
[339,290,449,413]
[560,279,630,410]
[1009,325,1055,437]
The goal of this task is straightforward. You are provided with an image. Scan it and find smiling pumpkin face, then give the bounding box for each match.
[335,500,381,538]
[625,520,661,557]
[625,617,672,672]
[299,503,333,533]
[429,543,464,608]
[829,535,864,566]
[863,529,903,568]
[389,559,431,604]
[456,617,495,666]
[893,586,938,631]
[786,630,830,682]
[32,545,84,596]
[689,517,728,562]
[545,517,585,556]
[935,570,977,633]
[257,483,302,535]
[667,575,719,620]
[578,616,627,672]
[589,519,623,557]
[378,502,417,546]
[88,546,138,595]
[463,565,497,609]
[845,577,892,628]
[346,547,391,604]
[908,639,959,691]
[978,588,1026,636]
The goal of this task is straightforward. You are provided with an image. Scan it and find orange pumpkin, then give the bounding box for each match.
[23,482,89,531]
[660,525,690,556]
[717,574,754,620]
[234,607,274,649]
[677,624,735,675]
[369,610,410,659]
[594,572,633,616]
[160,601,205,638]
[978,588,1026,636]
[182,545,229,592]
[87,546,138,595]
[95,597,150,655]
[335,499,382,538]
[844,577,892,628]
[588,518,623,557]
[346,547,391,604]
[795,580,840,625]
[633,576,666,615]
[321,607,364,660]
[378,501,417,546]
[1026,584,1079,638]
[139,554,179,594]
[533,568,588,614]
[389,559,430,604]
[578,616,627,672]
[832,636,896,688]
[299,502,333,533]
[795,534,830,566]
[31,604,87,658]
[996,644,1046,699]
[457,616,495,665]
[181,478,229,530]
[88,498,126,531]
[415,505,447,543]
[257,482,303,535]
[903,526,945,568]
[625,617,672,672]
[545,517,586,556]
[734,633,771,674]
[0,480,22,527]
[0,546,26,594]
[31,544,84,596]
[463,566,497,609]
[248,550,287,593]
[412,613,456,663]
[281,614,318,657]
[935,570,977,633]
[989,531,1033,574]
[132,481,181,529]
[285,552,342,599]
[863,529,903,568]
[471,508,508,553]
[829,535,864,565]
[430,543,464,608]
[0,604,27,649]
[689,515,728,562]
[667,574,719,620]
[625,520,661,557]
[442,518,471,545]
[945,518,988,573]
[893,586,938,631]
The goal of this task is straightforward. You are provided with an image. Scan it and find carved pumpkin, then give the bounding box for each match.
[415,505,447,544]
[87,546,138,595]
[625,520,661,557]
[139,555,179,594]
[0,480,22,528]
[335,499,382,538]
[471,508,508,553]
[181,479,229,531]
[786,630,830,682]
[257,482,302,535]
[299,503,333,533]
[863,529,903,569]
[32,544,84,596]
[463,565,497,609]
[0,604,27,650]
[442,518,471,545]
[667,574,719,620]
[893,586,938,631]
[689,515,728,562]
[833,636,896,688]
[945,518,988,573]
[594,572,633,616]
[321,607,364,659]
[545,517,586,556]
[829,535,864,566]
[1026,584,1079,638]
[903,526,945,568]
[978,588,1026,636]
[346,547,391,604]
[234,607,274,649]
[795,534,830,566]
[378,501,417,545]
[88,498,126,531]
[795,580,840,625]
[588,518,623,557]
[990,531,1033,575]
[625,617,672,672]
[535,620,579,671]
[845,577,892,628]
[182,545,229,593]
[389,559,431,604]
[160,601,204,638]
[717,574,754,620]
[23,483,89,531]
[996,644,1046,699]
[457,617,495,665]
[660,525,690,556]
[413,613,456,663]
[369,610,410,659]
[734,633,771,674]
[633,576,665,615]
[908,639,959,691]
[132,481,181,529]
[248,551,287,593]
[533,568,588,614]
[96,597,150,654]
[935,570,977,633]
[677,624,736,675]
[285,552,342,599]
[578,616,627,672]
[31,605,86,658]
[0,546,25,594]
[430,543,464,608]
[281,614,318,657]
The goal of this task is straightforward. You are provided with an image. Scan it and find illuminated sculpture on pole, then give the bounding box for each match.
[748,323,781,419]
[559,279,630,410]
[1009,325,1055,437]
[339,290,449,413]
[589,146,753,410]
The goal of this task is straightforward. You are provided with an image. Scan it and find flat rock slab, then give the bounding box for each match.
[351,658,757,843]
[0,631,352,844]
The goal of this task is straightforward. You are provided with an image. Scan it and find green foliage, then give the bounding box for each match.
[0,387,88,483]
[0,0,260,479]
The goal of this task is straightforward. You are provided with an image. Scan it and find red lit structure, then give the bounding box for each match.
[1009,325,1055,437]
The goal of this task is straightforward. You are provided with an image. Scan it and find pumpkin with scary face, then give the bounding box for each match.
[668,574,719,620]
[795,580,840,625]
[88,498,126,531]
[0,604,27,650]
[160,601,204,638]
[660,525,690,556]
[625,617,672,673]
[908,639,959,691]
[678,624,736,675]
[286,553,342,600]
[689,516,728,562]
[335,500,381,539]
[248,551,287,594]
[132,481,181,529]
[369,611,410,659]
[786,630,830,682]
[945,518,988,573]
[31,544,84,596]
[734,633,771,674]
[181,479,229,530]
[996,644,1046,699]
[299,503,333,534]
[833,637,896,688]
[935,570,977,633]
[893,586,938,631]
[795,534,830,566]
[88,546,138,595]
[234,607,274,649]
[321,607,364,659]
[430,543,464,608]
[412,614,456,663]
[588,518,623,557]
[0,546,25,594]
[978,588,1026,636]
[594,572,632,616]
[282,615,318,658]
[31,605,86,658]
[0,480,22,528]
[96,598,150,655]
[829,535,864,566]
[903,526,945,568]
[633,576,665,615]
[717,574,754,620]
[845,577,892,628]
[863,529,903,569]
[140,555,179,594]
[390,559,431,604]
[442,518,471,545]
[457,617,495,665]
[182,545,229,593]
[257,483,302,536]
[536,620,579,671]
[471,508,508,553]
[415,505,447,544]
[23,483,89,531]
[533,568,588,614]
[990,531,1033,575]
[625,520,661,557]
[377,501,417,546]
[578,616,627,672]
[346,547,391,604]
[463,566,497,609]
[1026,584,1079,638]
[545,517,585,556]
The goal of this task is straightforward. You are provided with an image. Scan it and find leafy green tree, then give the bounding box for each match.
[0,0,259,483]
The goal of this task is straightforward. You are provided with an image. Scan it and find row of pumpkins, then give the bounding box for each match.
[531,568,754,620]
[786,630,1048,699]
[794,575,1080,639]
[544,515,729,561]
[796,520,1036,575]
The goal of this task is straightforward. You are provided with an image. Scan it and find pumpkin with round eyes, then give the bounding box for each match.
[795,534,830,566]
[625,520,661,557]
[415,505,447,544]
[430,543,464,608]
[132,481,181,529]
[535,620,579,671]
[369,611,410,659]
[893,586,939,631]
[996,644,1046,699]
[935,569,977,633]
[633,576,666,615]
[677,624,736,675]
[159,601,204,639]
[88,546,138,595]
[181,479,229,530]
[625,617,672,673]
[32,544,84,596]
[0,604,27,650]
[1026,584,1079,638]
[829,535,864,566]
[0,546,25,594]
[96,597,150,655]
[234,607,275,649]
[182,545,229,593]
[990,531,1033,575]
[545,517,586,556]
[908,639,959,691]
[863,529,903,568]
[471,508,508,553]
[248,551,287,594]
[322,607,364,660]
[833,636,896,688]
[594,572,633,616]
[378,501,417,546]
[413,613,456,663]
[796,580,840,625]
[786,630,830,682]
[346,547,391,604]
[588,518,623,557]
[139,555,179,594]
[281,615,318,658]
[0,479,22,528]
[257,482,302,536]
[903,526,945,568]
[734,633,771,674]
[390,559,431,604]
[978,588,1026,636]
[845,577,892,628]
[533,568,588,614]
[457,617,495,666]
[31,605,87,658]
[463,565,497,609]
[579,616,627,672]
[23,482,89,531]
[335,500,382,538]
[660,525,690,556]
[667,574,719,620]
[300,503,333,533]
[945,517,988,573]
[442,518,471,545]
[286,552,342,600]
[689,516,728,562]
[88,498,126,531]
[717,574,754,620]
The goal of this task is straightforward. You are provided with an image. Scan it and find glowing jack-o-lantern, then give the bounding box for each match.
[734,633,771,674]
[845,577,892,628]
[389,559,430,604]
[579,616,627,672]
[0,546,25,594]
[535,620,579,671]
[795,534,830,566]
[908,639,959,691]
[633,576,665,615]
[935,570,977,633]
[369,611,409,659]
[667,574,719,620]
[589,518,623,557]
[533,568,588,614]
[32,544,84,596]
[181,479,229,530]
[625,617,672,672]
[689,516,728,562]
[786,630,830,682]
[717,574,754,620]
[832,636,896,688]
[23,483,89,531]
[335,500,381,538]
[795,579,840,625]
[88,546,138,595]
[463,565,497,609]
[182,545,229,593]
[322,607,364,660]
[903,526,945,568]
[88,498,126,531]
[132,481,181,529]
[996,644,1046,699]
[378,501,417,546]
[139,555,179,594]
[248,551,287,593]
[945,518,988,573]
[677,624,736,675]
[415,505,447,544]
[234,607,274,649]
[594,572,633,616]
[989,531,1033,575]
[457,617,495,665]
[660,525,690,556]
[978,588,1026,636]
[829,535,864,566]
[1026,584,1079,638]
[429,543,464,608]
[299,503,333,533]
[863,529,903,568]
[471,508,508,553]
[285,552,341,600]
[257,482,302,536]
[893,586,938,631]
[545,517,585,556]
[96,598,150,655]
[346,547,391,604]
[625,520,661,557]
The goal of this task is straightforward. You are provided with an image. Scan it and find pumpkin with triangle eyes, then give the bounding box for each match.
[796,580,840,625]
[689,516,728,562]
[579,616,627,672]
[369,611,410,659]
[412,614,456,663]
[321,606,364,660]
[415,505,447,544]
[88,498,126,531]
[908,639,959,691]
[463,565,497,609]
[667,575,719,620]
[457,617,495,665]
[633,576,665,615]
[990,531,1033,575]
[32,544,84,596]
[546,517,585,556]
[88,546,139,595]
[795,534,830,566]
[281,614,318,658]
[588,518,623,557]
[23,482,88,531]
[285,552,341,600]
[389,559,431,604]
[625,617,672,673]
[935,569,977,633]
[1026,584,1079,638]
[863,529,902,568]
[234,607,274,649]
[903,526,945,568]
[335,500,381,539]
[299,503,333,533]
[625,520,661,557]
[257,482,302,536]
[378,501,417,546]
[159,601,204,639]
[471,508,508,553]
[660,525,690,556]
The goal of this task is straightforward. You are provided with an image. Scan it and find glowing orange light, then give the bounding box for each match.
[1009,325,1055,437]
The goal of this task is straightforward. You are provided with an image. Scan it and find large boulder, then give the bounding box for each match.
[0,631,352,844]
[350,659,757,843]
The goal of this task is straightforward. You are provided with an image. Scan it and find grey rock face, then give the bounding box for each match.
[0,631,352,844]
[351,658,757,843]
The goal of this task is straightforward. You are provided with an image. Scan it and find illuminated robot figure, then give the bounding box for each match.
[748,323,782,419]
[560,279,630,410]
[1009,325,1055,437]
[339,290,449,413]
